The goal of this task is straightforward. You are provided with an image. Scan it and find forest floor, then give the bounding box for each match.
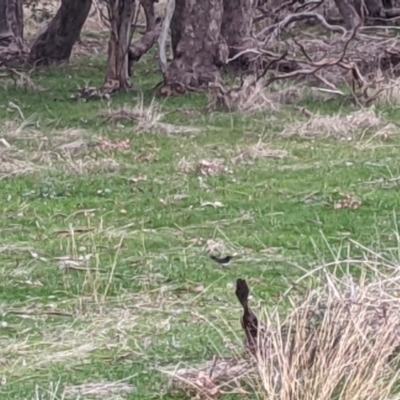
[1,22,400,400]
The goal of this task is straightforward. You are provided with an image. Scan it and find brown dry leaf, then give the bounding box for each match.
[334,194,362,210]
[135,152,157,163]
[96,138,130,152]
[198,159,231,176]
[194,371,221,399]
[205,239,228,255]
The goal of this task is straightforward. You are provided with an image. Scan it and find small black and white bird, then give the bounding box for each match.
[210,254,232,267]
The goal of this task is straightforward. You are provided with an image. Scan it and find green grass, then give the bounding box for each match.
[1,49,400,400]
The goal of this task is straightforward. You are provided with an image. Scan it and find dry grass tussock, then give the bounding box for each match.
[33,380,135,400]
[166,258,400,400]
[63,381,135,399]
[232,141,289,164]
[0,303,142,375]
[281,107,397,140]
[373,76,400,106]
[0,121,124,177]
[100,98,201,135]
[208,79,308,113]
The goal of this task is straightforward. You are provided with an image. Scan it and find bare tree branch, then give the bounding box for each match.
[158,0,175,74]
[257,12,347,40]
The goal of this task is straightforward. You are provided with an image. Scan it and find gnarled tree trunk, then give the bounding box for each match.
[103,0,136,93]
[221,0,257,68]
[28,0,92,66]
[0,0,23,58]
[161,0,228,95]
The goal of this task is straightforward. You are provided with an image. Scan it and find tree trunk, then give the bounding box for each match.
[103,0,136,93]
[221,0,257,68]
[128,0,160,74]
[28,0,92,66]
[334,0,361,29]
[0,0,23,57]
[161,0,228,95]
[353,0,382,20]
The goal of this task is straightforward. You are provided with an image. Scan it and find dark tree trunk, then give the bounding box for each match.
[382,0,393,10]
[364,0,381,17]
[353,0,382,20]
[221,0,257,68]
[27,0,92,66]
[0,0,23,57]
[334,0,361,29]
[103,0,136,93]
[161,0,228,95]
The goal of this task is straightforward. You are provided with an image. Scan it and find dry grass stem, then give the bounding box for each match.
[233,142,289,164]
[100,99,201,135]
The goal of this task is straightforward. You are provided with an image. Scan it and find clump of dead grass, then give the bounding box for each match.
[281,107,397,140]
[100,98,201,136]
[178,157,233,176]
[0,152,40,178]
[165,254,400,400]
[63,381,135,399]
[208,77,315,114]
[62,156,122,175]
[232,141,289,164]
[373,77,400,106]
[208,79,281,113]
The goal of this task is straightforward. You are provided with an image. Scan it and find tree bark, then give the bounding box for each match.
[161,0,228,95]
[27,0,92,66]
[103,0,136,93]
[333,0,361,29]
[221,0,258,68]
[128,0,160,75]
[0,0,23,57]
[353,0,382,20]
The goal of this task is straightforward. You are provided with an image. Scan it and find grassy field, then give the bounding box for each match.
[1,33,400,399]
